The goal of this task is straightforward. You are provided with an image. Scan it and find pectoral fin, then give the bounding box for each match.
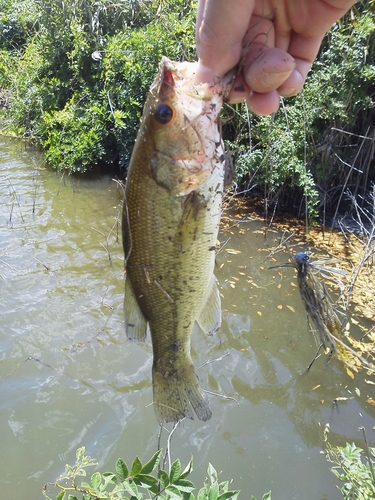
[197,275,221,336]
[124,277,148,341]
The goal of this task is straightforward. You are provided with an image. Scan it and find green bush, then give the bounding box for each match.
[325,441,375,499]
[99,13,196,169]
[1,0,196,172]
[43,446,271,500]
[0,0,39,50]
[39,97,109,171]
[0,48,15,87]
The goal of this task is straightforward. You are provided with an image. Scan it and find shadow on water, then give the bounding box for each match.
[1,137,374,500]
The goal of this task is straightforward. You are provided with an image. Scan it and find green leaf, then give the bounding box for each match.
[207,464,217,483]
[134,473,159,488]
[182,493,195,500]
[341,443,363,463]
[91,471,101,490]
[112,483,128,496]
[180,457,193,479]
[123,479,139,497]
[170,459,182,483]
[158,469,170,488]
[173,478,195,493]
[208,481,219,500]
[218,491,240,500]
[116,458,129,480]
[56,492,65,500]
[262,492,272,500]
[218,481,228,492]
[166,485,183,499]
[76,447,85,462]
[67,496,79,500]
[130,457,143,477]
[141,449,162,474]
[102,472,117,487]
[197,486,207,500]
[80,481,95,490]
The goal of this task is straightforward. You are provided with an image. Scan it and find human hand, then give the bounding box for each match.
[195,0,357,115]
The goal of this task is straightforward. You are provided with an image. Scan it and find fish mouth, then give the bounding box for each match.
[156,57,234,101]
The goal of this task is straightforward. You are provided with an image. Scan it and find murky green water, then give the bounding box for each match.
[1,136,374,500]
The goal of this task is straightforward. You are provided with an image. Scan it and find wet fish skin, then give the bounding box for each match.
[122,57,231,423]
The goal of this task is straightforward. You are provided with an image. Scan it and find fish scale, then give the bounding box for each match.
[122,57,232,423]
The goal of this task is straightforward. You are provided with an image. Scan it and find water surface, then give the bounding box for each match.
[1,137,374,500]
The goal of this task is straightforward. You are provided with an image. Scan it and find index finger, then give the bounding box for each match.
[196,0,256,81]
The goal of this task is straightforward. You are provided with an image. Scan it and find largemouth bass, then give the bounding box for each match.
[122,57,232,423]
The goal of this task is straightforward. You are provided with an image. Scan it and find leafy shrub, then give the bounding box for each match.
[39,97,109,172]
[99,12,196,170]
[0,48,15,88]
[0,0,39,50]
[325,441,375,499]
[43,446,271,500]
[1,0,196,172]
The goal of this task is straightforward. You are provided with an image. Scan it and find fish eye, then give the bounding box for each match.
[154,103,174,125]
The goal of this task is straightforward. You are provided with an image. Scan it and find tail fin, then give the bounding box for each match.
[152,362,212,423]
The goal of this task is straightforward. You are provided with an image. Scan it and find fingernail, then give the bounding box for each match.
[261,71,292,89]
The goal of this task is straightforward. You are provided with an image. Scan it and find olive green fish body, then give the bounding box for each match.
[123,58,230,423]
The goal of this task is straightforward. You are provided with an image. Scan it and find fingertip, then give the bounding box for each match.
[244,48,296,94]
[246,90,280,116]
[278,68,305,97]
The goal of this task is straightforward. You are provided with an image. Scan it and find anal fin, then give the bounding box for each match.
[124,277,148,341]
[196,275,221,336]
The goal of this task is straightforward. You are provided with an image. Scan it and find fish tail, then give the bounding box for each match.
[152,362,212,423]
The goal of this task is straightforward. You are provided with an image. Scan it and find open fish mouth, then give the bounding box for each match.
[151,57,235,101]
